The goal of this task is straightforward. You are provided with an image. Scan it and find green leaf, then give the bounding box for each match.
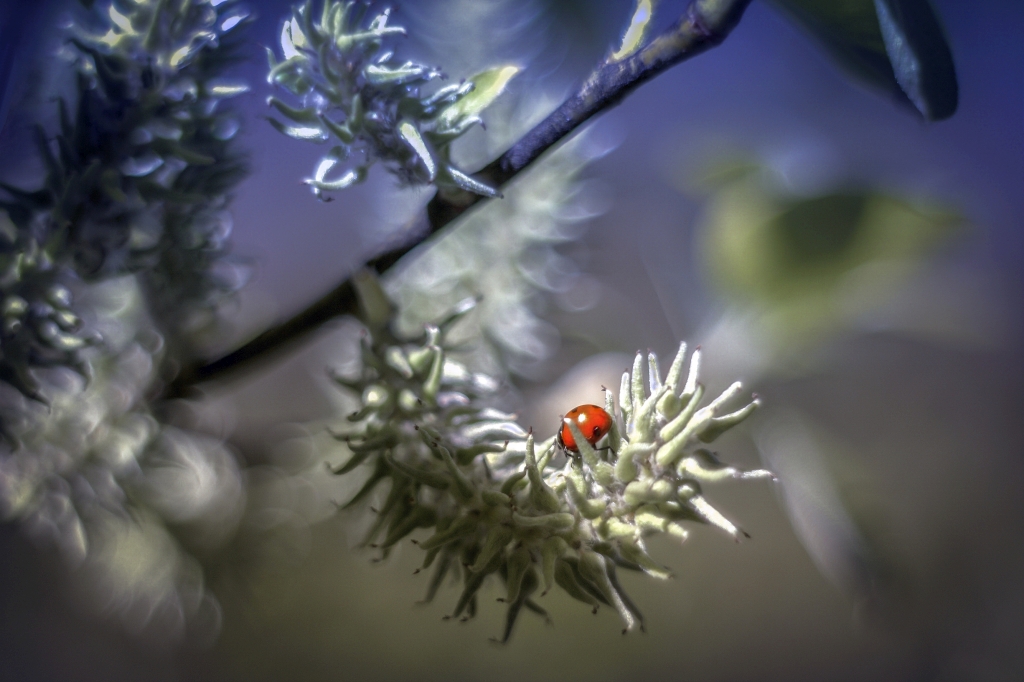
[397,122,437,182]
[768,0,957,120]
[610,0,655,62]
[434,66,519,132]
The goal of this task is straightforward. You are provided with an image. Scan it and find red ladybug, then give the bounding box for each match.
[557,404,613,454]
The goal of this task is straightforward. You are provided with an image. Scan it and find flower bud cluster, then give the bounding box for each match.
[333,276,773,640]
[0,0,251,400]
[268,0,519,199]
[0,224,95,422]
[70,0,252,333]
[0,0,252,635]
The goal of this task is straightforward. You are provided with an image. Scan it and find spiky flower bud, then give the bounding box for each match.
[268,0,518,199]
[331,273,773,641]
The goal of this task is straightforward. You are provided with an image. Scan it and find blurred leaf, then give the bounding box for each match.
[768,0,957,120]
[701,172,964,342]
[267,118,328,142]
[267,96,319,123]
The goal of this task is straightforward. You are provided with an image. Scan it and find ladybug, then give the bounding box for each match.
[557,404,613,454]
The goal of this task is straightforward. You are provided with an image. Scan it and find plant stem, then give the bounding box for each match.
[163,0,753,398]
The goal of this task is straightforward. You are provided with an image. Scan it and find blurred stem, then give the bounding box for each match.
[163,0,753,398]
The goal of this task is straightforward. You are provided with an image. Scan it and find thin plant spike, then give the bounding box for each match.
[658,383,706,443]
[578,551,636,632]
[630,351,645,416]
[647,351,662,395]
[689,494,746,541]
[664,341,688,392]
[682,346,702,400]
[698,396,760,443]
[619,371,633,428]
[525,432,561,513]
[605,388,624,451]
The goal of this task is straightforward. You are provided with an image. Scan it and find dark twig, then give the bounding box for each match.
[164,0,753,398]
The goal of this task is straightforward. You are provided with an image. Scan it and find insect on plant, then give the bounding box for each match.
[557,404,615,459]
[0,0,969,660]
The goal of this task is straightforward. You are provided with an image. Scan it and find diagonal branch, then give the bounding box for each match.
[164,0,753,398]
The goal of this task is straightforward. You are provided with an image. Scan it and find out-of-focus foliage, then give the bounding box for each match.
[377,0,610,378]
[0,277,243,637]
[698,162,963,352]
[768,0,957,120]
[754,409,899,612]
[0,218,95,408]
[326,274,771,640]
[0,0,251,636]
[385,136,606,377]
[267,0,518,199]
[674,146,987,641]
[72,0,252,343]
[0,0,252,410]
